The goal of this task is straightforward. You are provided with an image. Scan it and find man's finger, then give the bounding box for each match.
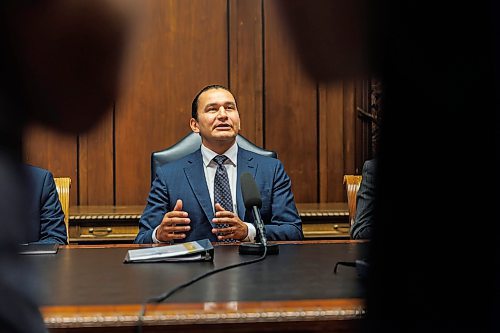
[212,225,235,234]
[214,203,229,212]
[169,233,186,240]
[171,225,190,233]
[217,232,236,241]
[173,199,183,211]
[165,210,188,219]
[213,218,237,226]
[215,210,234,218]
[164,217,190,225]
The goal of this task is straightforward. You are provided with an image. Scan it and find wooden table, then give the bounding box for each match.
[68,205,143,243]
[69,203,350,243]
[32,240,367,332]
[297,202,350,239]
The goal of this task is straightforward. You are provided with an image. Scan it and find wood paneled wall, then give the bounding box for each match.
[23,0,364,207]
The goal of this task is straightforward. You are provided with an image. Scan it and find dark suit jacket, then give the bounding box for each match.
[350,158,376,240]
[135,147,303,243]
[25,165,67,244]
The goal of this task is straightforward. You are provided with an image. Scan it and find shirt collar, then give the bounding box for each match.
[201,141,238,167]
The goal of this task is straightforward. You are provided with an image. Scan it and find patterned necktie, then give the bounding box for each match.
[213,155,234,242]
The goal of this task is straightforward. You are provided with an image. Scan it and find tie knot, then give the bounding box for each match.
[213,155,228,166]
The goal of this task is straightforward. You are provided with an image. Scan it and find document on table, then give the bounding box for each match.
[124,239,214,263]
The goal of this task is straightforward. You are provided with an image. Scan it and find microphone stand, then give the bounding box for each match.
[239,206,279,255]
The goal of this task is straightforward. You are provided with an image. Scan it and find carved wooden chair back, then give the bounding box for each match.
[343,175,362,226]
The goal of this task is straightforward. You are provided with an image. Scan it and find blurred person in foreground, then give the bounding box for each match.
[276,0,495,332]
[0,1,135,331]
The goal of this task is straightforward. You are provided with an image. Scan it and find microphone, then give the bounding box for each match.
[241,172,266,246]
[239,172,279,255]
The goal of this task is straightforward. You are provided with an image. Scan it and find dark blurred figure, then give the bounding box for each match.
[0,1,134,331]
[350,158,376,240]
[277,1,496,332]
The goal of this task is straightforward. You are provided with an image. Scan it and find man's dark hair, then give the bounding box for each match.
[191,84,236,120]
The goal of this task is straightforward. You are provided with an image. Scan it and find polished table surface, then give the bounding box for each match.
[28,240,368,332]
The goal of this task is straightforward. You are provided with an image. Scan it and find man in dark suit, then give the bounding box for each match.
[135,85,303,244]
[24,165,67,245]
[350,158,376,240]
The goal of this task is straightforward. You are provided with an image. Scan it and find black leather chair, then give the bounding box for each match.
[151,132,277,182]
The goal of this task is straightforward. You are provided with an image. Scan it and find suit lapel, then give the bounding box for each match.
[184,151,214,222]
[236,148,258,221]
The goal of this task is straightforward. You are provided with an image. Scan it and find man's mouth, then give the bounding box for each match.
[214,124,232,129]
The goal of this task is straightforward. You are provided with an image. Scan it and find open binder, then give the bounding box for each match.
[124,239,214,263]
[18,243,59,255]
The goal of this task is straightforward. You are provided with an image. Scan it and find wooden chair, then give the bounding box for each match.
[343,175,362,227]
[54,177,71,243]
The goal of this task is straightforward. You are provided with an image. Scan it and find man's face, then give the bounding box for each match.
[190,88,240,147]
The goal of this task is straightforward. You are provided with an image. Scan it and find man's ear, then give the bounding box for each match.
[190,118,200,133]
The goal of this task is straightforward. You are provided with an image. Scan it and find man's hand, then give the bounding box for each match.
[156,199,190,242]
[211,203,248,241]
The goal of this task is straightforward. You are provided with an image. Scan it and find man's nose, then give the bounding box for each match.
[217,106,228,117]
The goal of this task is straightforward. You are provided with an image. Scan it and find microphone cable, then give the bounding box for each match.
[136,245,268,333]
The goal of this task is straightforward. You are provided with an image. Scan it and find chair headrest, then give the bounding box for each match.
[150,133,276,182]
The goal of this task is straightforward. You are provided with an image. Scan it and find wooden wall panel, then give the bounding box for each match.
[355,79,374,172]
[319,81,357,203]
[78,109,114,205]
[115,0,229,205]
[229,0,263,146]
[23,125,78,206]
[319,82,345,202]
[21,0,368,207]
[264,1,318,203]
[342,81,357,175]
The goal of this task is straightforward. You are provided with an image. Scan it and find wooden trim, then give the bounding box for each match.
[70,215,142,220]
[42,298,365,329]
[69,205,144,220]
[59,240,366,249]
[69,203,348,220]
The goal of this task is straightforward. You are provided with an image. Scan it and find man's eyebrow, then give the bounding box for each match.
[205,101,236,108]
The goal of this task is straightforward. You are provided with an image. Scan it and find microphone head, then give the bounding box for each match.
[240,172,262,209]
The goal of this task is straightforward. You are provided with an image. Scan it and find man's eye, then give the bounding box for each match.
[226,105,235,110]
